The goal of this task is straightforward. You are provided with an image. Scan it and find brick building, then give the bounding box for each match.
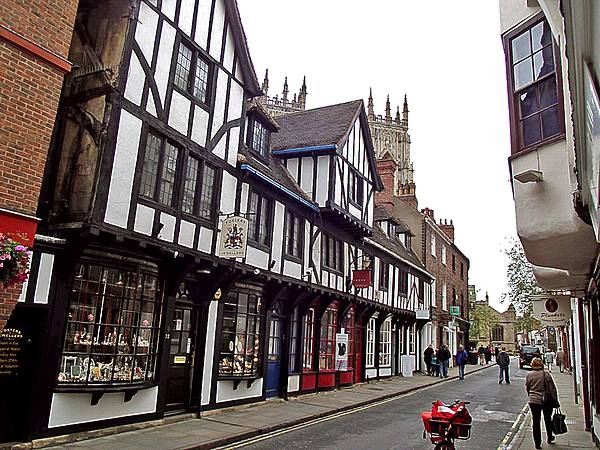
[0,0,78,330]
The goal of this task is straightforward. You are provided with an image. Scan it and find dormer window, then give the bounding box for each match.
[405,233,412,249]
[247,117,270,158]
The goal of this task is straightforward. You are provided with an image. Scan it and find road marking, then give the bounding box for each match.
[215,383,444,449]
[497,404,529,450]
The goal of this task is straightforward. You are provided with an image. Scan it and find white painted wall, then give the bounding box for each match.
[216,379,263,402]
[201,300,218,405]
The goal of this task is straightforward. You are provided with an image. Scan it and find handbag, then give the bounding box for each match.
[552,408,568,434]
[541,372,560,408]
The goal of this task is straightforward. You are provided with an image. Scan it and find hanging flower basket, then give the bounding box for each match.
[0,233,31,287]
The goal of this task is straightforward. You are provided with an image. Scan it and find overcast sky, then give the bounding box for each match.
[237,0,517,311]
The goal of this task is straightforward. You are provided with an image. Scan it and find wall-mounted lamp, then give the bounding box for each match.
[514,169,543,183]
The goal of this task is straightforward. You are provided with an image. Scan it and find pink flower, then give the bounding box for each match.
[14,245,26,252]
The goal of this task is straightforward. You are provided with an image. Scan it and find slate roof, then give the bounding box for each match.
[270,100,364,151]
[370,224,428,276]
[374,205,411,234]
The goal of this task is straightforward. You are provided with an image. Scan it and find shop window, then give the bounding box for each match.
[288,306,300,372]
[58,263,161,385]
[285,210,304,259]
[173,39,211,105]
[218,287,262,377]
[247,189,272,247]
[342,308,355,369]
[504,14,564,153]
[319,309,337,370]
[379,319,391,366]
[302,308,315,370]
[366,318,375,367]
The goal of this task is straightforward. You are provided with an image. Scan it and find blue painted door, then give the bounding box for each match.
[266,302,284,398]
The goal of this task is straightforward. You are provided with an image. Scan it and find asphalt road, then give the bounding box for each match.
[224,360,528,450]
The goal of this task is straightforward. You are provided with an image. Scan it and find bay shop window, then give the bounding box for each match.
[366,318,376,367]
[379,319,391,366]
[319,308,337,370]
[341,308,355,370]
[218,285,263,377]
[302,308,315,370]
[58,263,161,385]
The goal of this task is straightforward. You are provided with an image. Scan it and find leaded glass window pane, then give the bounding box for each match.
[159,143,178,206]
[193,58,209,102]
[140,134,161,198]
[182,157,199,214]
[175,43,192,91]
[198,164,215,219]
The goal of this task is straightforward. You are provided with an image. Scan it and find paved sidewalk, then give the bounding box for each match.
[21,364,491,450]
[506,369,595,450]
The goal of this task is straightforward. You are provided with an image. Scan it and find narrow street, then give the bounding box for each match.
[225,361,526,450]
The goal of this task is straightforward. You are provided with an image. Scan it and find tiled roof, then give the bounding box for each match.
[270,100,363,151]
[374,205,411,234]
[370,224,426,273]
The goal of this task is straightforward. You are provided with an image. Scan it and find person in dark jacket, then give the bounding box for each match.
[485,345,492,364]
[437,345,451,378]
[455,345,468,380]
[497,347,511,384]
[525,358,559,448]
[478,345,486,365]
[424,344,434,375]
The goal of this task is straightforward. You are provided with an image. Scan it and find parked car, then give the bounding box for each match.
[519,345,542,369]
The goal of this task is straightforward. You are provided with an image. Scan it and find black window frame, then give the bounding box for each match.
[322,233,344,273]
[247,188,273,248]
[246,115,271,159]
[181,155,219,222]
[139,131,182,208]
[348,168,364,206]
[173,37,212,107]
[503,13,565,155]
[379,260,389,291]
[284,209,304,260]
[398,269,408,296]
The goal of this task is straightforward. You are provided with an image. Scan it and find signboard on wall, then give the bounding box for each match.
[335,333,348,371]
[416,309,430,320]
[219,216,249,258]
[352,269,372,289]
[449,306,460,316]
[532,295,571,326]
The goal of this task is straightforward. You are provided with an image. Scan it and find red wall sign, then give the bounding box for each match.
[352,269,372,289]
[0,209,39,247]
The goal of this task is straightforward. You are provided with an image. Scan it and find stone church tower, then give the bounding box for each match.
[369,90,417,209]
[258,69,307,118]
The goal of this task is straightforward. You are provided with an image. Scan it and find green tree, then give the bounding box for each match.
[470,303,499,342]
[501,238,543,341]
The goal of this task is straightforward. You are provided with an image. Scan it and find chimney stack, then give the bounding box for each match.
[439,218,455,242]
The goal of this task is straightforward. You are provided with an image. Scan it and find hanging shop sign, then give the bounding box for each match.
[532,295,572,326]
[352,269,372,289]
[219,216,249,258]
[335,333,348,371]
[0,208,39,247]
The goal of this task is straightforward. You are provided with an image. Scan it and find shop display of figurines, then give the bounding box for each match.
[58,354,150,383]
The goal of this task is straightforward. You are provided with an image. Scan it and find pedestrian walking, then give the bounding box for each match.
[544,349,556,372]
[485,345,492,364]
[556,349,564,373]
[478,345,486,365]
[497,347,511,384]
[424,344,434,375]
[525,357,560,449]
[437,345,451,378]
[455,345,468,380]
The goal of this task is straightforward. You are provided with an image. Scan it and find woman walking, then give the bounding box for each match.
[525,357,559,449]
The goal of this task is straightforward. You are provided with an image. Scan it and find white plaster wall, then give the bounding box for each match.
[213,135,226,160]
[161,0,176,21]
[105,110,142,228]
[48,387,158,428]
[178,0,195,37]
[211,69,228,139]
[223,28,235,74]
[146,91,157,118]
[216,379,263,403]
[134,203,154,236]
[287,374,300,393]
[197,226,213,254]
[33,253,54,304]
[499,0,540,34]
[315,157,329,205]
[246,246,269,270]
[135,2,158,63]
[192,106,209,148]
[124,53,145,106]
[286,159,299,184]
[201,300,218,405]
[300,157,313,196]
[178,220,196,248]
[209,0,225,61]
[159,212,176,242]
[349,203,360,220]
[194,0,211,50]
[271,202,284,272]
[219,171,237,216]
[169,90,191,136]
[334,159,342,206]
[227,128,240,167]
[227,81,244,122]
[154,21,176,109]
[283,260,301,279]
